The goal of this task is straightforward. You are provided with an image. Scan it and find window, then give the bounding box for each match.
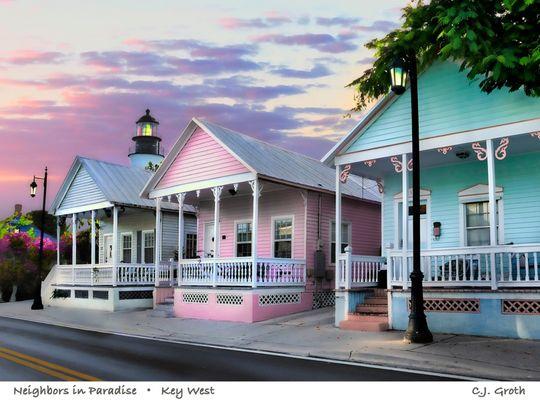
[122,233,132,263]
[273,218,293,258]
[185,234,197,259]
[143,231,155,264]
[331,222,351,264]
[465,201,498,246]
[236,222,252,257]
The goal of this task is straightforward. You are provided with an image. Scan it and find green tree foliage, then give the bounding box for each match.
[26,210,57,236]
[348,0,540,112]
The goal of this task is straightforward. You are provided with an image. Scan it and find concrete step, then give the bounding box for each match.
[346,313,388,322]
[339,319,389,332]
[363,297,387,305]
[356,304,388,314]
[151,303,174,318]
[160,297,174,305]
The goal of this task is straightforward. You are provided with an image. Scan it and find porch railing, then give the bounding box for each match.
[54,263,155,286]
[177,257,306,287]
[336,247,384,289]
[388,244,540,289]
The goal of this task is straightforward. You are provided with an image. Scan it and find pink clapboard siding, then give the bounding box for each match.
[197,188,306,259]
[305,191,381,287]
[157,127,249,189]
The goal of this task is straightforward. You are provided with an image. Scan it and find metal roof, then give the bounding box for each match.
[196,119,380,202]
[50,156,192,213]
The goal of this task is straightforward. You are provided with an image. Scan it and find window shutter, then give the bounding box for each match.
[136,231,142,263]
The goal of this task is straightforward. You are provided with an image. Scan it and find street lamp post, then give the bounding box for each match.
[390,50,433,343]
[30,167,48,310]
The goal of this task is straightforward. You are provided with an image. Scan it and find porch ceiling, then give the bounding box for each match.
[348,131,540,180]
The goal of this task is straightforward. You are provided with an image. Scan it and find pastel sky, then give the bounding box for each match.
[0,0,408,218]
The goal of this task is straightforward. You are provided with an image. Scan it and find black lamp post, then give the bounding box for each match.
[29,167,48,310]
[390,50,433,343]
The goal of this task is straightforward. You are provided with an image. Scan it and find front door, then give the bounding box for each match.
[104,234,113,263]
[204,222,215,258]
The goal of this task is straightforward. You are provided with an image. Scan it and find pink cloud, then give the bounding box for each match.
[0,50,66,65]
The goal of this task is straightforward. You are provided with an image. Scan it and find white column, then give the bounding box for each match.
[71,213,76,285]
[211,186,223,287]
[251,180,260,288]
[154,198,162,287]
[401,153,409,290]
[112,206,118,287]
[486,139,498,289]
[335,165,342,290]
[91,210,96,266]
[56,217,60,266]
[177,193,186,287]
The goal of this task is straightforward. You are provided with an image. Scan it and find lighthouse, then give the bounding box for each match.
[128,109,164,169]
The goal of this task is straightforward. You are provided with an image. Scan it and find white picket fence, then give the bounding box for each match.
[388,244,540,289]
[55,263,154,286]
[336,247,384,289]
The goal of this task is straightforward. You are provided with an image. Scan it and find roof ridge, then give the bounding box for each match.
[78,156,152,174]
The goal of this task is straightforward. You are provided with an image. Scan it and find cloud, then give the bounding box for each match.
[254,32,358,53]
[271,64,332,79]
[0,50,66,65]
[219,13,291,29]
[353,20,399,32]
[357,56,375,65]
[316,17,361,27]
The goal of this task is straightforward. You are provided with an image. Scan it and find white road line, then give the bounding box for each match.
[0,315,481,381]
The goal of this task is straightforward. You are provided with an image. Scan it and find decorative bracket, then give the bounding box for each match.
[472,142,488,161]
[390,156,402,173]
[406,159,413,171]
[196,190,200,198]
[363,159,376,167]
[176,192,186,206]
[249,180,263,197]
[233,183,239,192]
[339,164,351,183]
[437,146,453,155]
[376,178,384,194]
[211,186,223,202]
[530,132,540,140]
[495,137,509,160]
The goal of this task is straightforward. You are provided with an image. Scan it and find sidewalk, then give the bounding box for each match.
[1,301,539,380]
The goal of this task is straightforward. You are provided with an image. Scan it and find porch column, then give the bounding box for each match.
[211,186,223,287]
[90,210,96,286]
[112,206,118,287]
[177,193,186,287]
[56,217,60,266]
[71,213,77,286]
[250,179,260,288]
[486,139,498,289]
[401,153,409,290]
[154,198,162,287]
[335,165,342,290]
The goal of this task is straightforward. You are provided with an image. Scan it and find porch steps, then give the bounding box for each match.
[151,296,175,318]
[339,289,389,332]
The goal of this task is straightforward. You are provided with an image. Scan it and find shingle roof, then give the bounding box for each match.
[195,119,380,202]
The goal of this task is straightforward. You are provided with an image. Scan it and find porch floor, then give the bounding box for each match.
[2,300,540,380]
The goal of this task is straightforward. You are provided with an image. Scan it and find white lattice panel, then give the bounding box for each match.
[258,293,301,306]
[182,292,209,304]
[502,300,540,315]
[408,298,480,313]
[216,294,244,306]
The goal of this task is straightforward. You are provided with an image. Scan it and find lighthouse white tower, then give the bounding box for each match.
[128,109,165,169]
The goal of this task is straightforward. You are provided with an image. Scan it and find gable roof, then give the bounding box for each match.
[50,156,192,214]
[142,118,380,202]
[323,60,540,165]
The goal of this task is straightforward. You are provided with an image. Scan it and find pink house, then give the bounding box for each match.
[141,118,381,322]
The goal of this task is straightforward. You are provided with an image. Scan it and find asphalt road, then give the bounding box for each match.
[0,317,456,381]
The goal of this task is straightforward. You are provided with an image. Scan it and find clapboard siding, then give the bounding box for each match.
[58,166,106,211]
[381,151,540,255]
[156,127,249,189]
[346,61,540,153]
[161,213,197,261]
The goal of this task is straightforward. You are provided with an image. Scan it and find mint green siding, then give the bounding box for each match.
[382,152,540,253]
[347,62,540,153]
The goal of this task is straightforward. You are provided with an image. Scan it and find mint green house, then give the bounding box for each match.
[324,61,540,339]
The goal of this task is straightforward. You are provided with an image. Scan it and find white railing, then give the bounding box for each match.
[54,263,155,286]
[156,261,177,287]
[177,257,306,287]
[336,247,384,289]
[388,244,540,289]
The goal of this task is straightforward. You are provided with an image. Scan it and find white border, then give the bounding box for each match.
[271,215,295,259]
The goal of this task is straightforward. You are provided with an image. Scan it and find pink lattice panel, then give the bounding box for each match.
[408,298,480,313]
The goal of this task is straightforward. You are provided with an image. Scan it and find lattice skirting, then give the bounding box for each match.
[312,291,335,309]
[259,293,301,306]
[502,300,540,315]
[216,294,244,306]
[408,298,480,313]
[119,290,153,300]
[182,292,209,304]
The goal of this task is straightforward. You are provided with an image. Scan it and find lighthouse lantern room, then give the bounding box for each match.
[128,109,165,169]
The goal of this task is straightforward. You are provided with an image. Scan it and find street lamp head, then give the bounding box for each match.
[30,178,38,198]
[390,58,408,95]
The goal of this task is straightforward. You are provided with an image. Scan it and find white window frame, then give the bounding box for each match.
[271,215,295,259]
[234,219,252,257]
[459,198,504,247]
[102,233,113,264]
[329,220,352,265]
[142,230,155,264]
[393,189,432,250]
[121,232,133,263]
